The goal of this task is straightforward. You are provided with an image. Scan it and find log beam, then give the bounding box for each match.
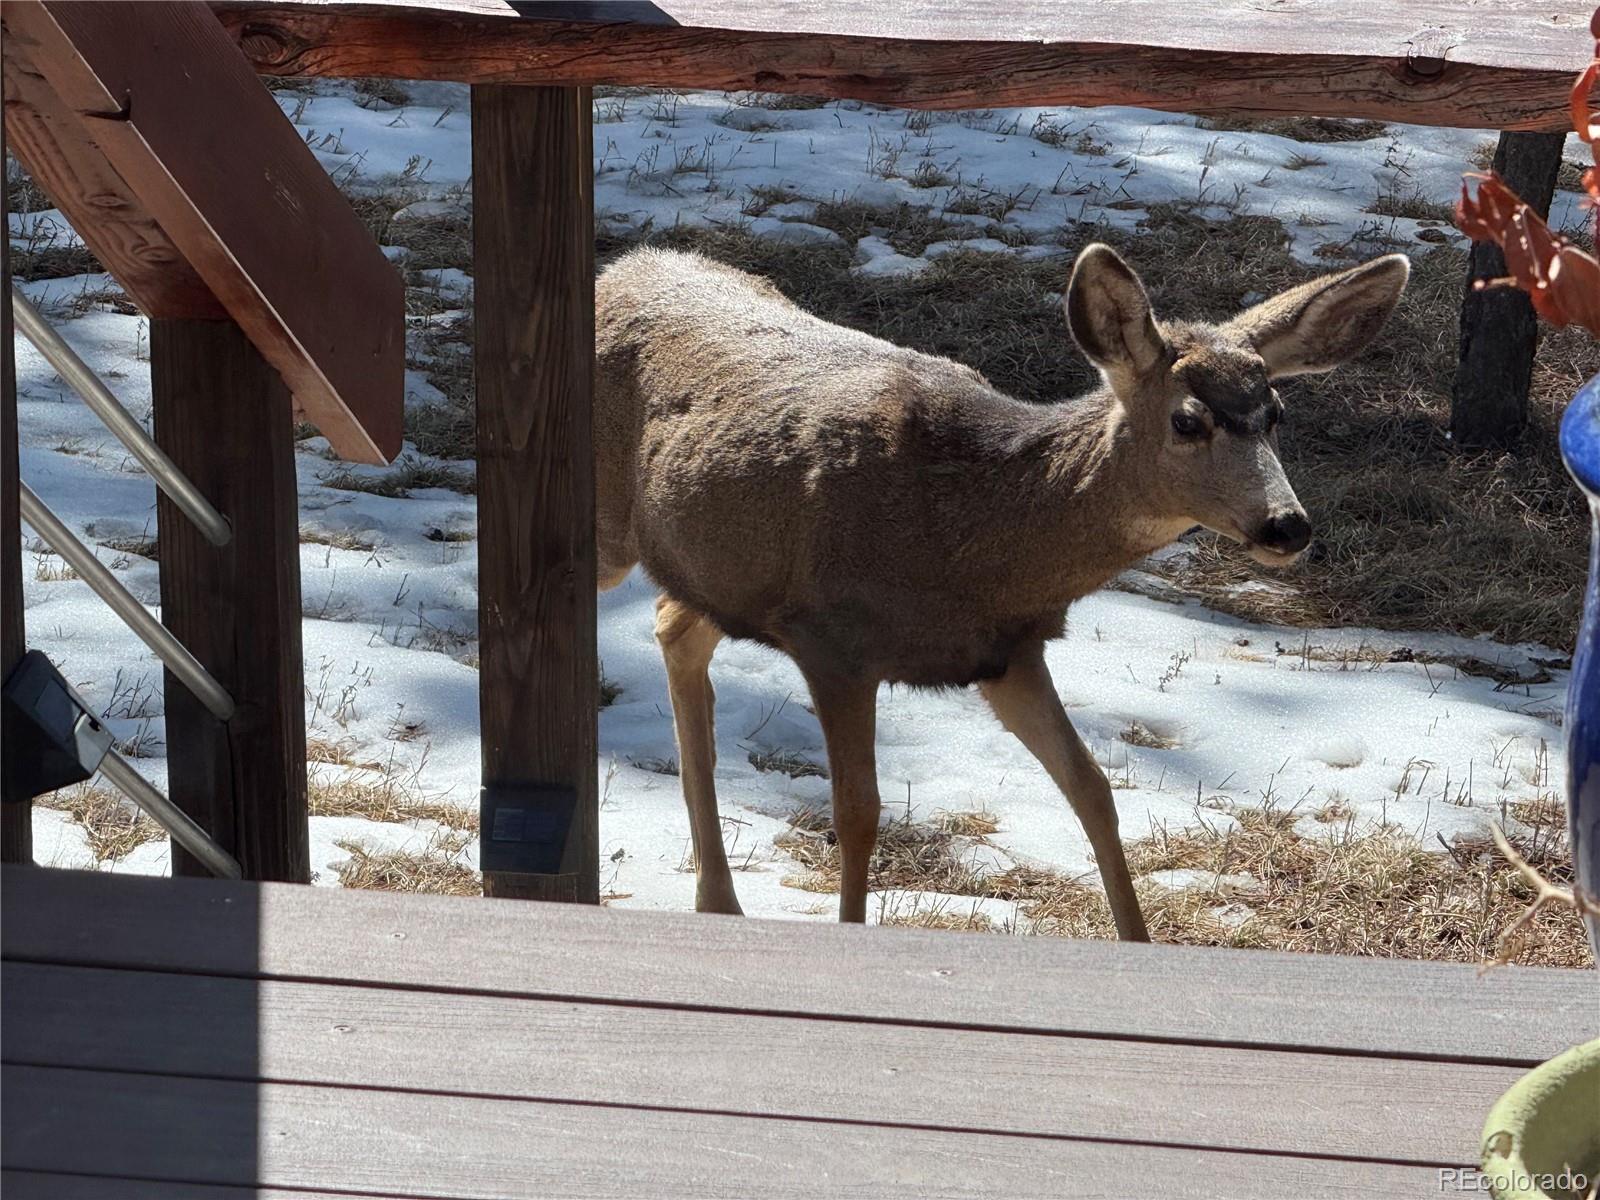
[216,0,1588,131]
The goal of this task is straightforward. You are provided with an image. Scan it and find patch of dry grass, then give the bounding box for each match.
[307,747,476,832]
[931,809,1001,836]
[776,808,993,897]
[334,830,479,895]
[36,783,164,862]
[1196,116,1388,142]
[321,455,475,498]
[300,527,378,552]
[1120,722,1180,750]
[774,801,1590,967]
[95,533,158,560]
[1368,188,1456,223]
[748,748,829,779]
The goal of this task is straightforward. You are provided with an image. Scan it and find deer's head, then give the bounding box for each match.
[1065,244,1409,565]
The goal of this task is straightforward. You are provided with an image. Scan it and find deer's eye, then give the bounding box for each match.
[1171,410,1205,439]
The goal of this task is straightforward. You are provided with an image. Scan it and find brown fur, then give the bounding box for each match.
[594,243,1408,930]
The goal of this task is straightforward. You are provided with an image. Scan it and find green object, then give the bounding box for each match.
[1481,1037,1600,1200]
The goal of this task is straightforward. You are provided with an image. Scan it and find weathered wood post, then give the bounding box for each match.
[1,118,32,864]
[151,320,309,881]
[1453,130,1567,448]
[472,83,599,903]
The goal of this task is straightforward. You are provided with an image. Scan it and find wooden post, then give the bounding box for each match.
[1,119,33,864]
[150,318,308,881]
[1452,130,1567,448]
[472,84,598,903]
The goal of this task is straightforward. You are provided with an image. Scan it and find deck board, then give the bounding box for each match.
[2,960,1519,1164]
[3,866,1587,1197]
[4,868,1590,1065]
[1,1064,1449,1199]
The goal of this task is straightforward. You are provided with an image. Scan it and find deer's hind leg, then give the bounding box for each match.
[655,596,742,915]
[980,644,1149,942]
[801,669,881,924]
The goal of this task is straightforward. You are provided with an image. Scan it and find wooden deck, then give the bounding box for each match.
[2,866,1593,1197]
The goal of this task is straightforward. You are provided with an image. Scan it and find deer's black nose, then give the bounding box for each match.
[1257,511,1311,554]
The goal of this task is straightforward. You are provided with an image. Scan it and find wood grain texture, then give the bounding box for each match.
[4,0,402,462]
[473,84,598,903]
[0,38,221,320]
[2,960,1518,1164]
[2,1176,373,1200]
[1,112,32,863]
[213,0,1588,130]
[151,319,308,882]
[1453,130,1568,447]
[5,869,1592,1066]
[1,1063,1447,1199]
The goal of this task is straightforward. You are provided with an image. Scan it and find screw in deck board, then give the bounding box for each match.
[150,318,309,882]
[1452,130,1567,449]
[471,84,599,903]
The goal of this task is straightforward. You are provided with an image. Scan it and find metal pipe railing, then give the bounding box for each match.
[98,752,243,879]
[18,483,235,721]
[11,288,231,548]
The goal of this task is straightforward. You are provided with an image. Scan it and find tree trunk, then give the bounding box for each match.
[1452,131,1566,448]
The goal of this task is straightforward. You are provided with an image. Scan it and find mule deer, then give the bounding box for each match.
[595,243,1408,938]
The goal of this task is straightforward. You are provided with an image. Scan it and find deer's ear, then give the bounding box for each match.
[1065,244,1167,376]
[1225,255,1409,378]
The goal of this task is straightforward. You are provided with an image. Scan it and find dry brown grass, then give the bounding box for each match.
[774,801,1591,967]
[300,527,378,552]
[931,809,1001,836]
[748,748,829,779]
[1195,116,1388,143]
[777,808,994,898]
[334,830,479,896]
[1368,188,1456,223]
[36,783,164,862]
[1120,722,1180,750]
[307,750,476,832]
[321,455,475,498]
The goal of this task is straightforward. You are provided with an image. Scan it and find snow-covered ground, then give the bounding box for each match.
[10,82,1585,924]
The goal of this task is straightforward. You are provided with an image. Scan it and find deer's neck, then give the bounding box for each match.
[990,391,1178,607]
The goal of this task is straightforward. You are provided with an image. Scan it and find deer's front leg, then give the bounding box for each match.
[803,670,881,923]
[655,597,741,915]
[980,645,1150,942]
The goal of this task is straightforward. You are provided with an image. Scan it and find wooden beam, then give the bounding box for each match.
[473,84,598,903]
[150,318,308,882]
[1452,130,1568,448]
[214,0,1589,131]
[3,1,403,463]
[0,39,221,320]
[0,113,31,865]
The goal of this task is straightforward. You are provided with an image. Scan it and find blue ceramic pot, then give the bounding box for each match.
[1559,372,1600,959]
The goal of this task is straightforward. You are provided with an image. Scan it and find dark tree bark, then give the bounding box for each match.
[1453,131,1567,448]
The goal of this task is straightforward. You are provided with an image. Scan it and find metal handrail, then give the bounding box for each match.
[98,753,243,879]
[18,483,235,721]
[11,288,231,548]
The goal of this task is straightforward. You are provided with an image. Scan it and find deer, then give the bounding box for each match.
[594,242,1408,939]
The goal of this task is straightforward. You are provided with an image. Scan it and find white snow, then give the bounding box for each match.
[10,80,1583,925]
